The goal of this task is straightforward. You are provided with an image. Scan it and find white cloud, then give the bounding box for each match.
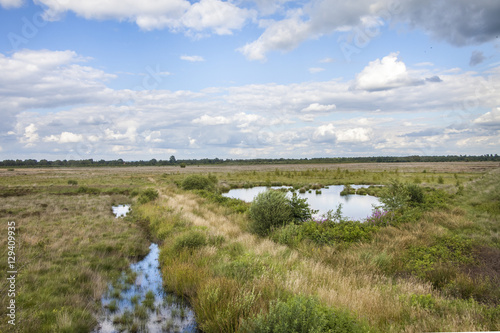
[0,0,23,8]
[3,48,500,159]
[144,131,164,143]
[34,0,255,35]
[473,107,500,127]
[239,0,500,61]
[312,123,336,142]
[237,16,312,61]
[192,115,231,125]
[43,132,84,143]
[352,52,423,91]
[180,55,205,62]
[0,50,117,118]
[302,103,336,112]
[309,67,325,74]
[336,127,371,142]
[104,127,138,143]
[20,124,39,146]
[179,0,254,35]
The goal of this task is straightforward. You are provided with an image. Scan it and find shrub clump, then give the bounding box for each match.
[340,184,355,196]
[137,188,159,204]
[289,192,317,223]
[240,295,366,333]
[379,180,425,211]
[249,190,292,236]
[182,175,217,192]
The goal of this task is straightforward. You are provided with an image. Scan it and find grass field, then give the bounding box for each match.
[1,162,499,332]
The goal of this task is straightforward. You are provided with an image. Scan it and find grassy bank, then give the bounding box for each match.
[134,165,500,332]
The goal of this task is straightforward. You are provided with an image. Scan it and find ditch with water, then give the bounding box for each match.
[222,185,381,221]
[93,205,198,333]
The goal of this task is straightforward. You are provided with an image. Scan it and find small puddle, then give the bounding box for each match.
[112,205,130,218]
[95,206,198,332]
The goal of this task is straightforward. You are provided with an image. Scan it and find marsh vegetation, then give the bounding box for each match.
[0,162,499,332]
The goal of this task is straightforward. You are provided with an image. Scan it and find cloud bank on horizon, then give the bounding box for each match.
[0,0,499,160]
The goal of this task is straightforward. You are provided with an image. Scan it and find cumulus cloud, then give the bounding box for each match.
[0,0,23,8]
[352,52,423,91]
[34,0,255,35]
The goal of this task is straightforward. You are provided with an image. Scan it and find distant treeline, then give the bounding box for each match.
[1,154,499,168]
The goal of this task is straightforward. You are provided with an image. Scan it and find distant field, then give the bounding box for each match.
[1,161,498,177]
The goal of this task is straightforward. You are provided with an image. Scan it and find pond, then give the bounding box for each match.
[222,185,381,221]
[94,207,198,332]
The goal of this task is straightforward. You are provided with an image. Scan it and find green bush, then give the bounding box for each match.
[182,175,216,191]
[180,163,187,168]
[378,180,409,211]
[173,231,207,252]
[406,184,424,205]
[379,180,425,211]
[289,192,316,223]
[137,188,159,204]
[240,295,366,333]
[249,190,292,236]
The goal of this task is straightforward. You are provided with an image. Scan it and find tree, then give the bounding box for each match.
[169,155,176,164]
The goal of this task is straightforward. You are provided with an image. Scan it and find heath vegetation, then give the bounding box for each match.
[0,162,498,332]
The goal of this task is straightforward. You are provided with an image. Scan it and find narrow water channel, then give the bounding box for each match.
[93,205,198,333]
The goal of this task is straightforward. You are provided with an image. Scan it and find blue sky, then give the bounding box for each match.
[0,0,499,161]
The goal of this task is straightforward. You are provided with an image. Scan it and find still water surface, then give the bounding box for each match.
[222,185,381,221]
[94,206,197,332]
